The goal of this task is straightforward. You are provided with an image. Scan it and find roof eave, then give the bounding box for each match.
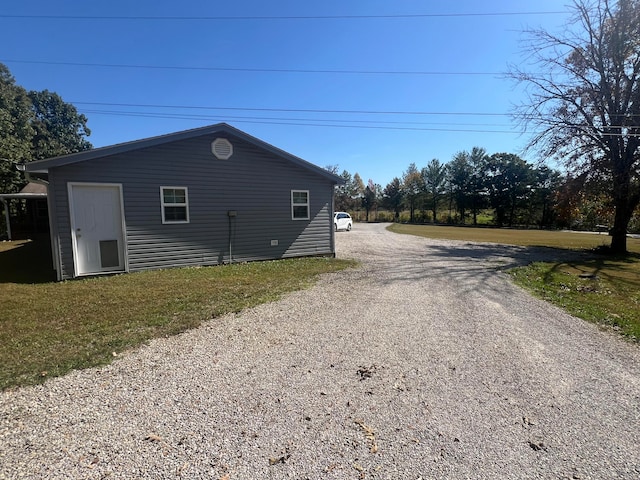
[23,123,344,184]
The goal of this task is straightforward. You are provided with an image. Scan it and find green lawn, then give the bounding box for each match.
[387,223,640,252]
[0,240,355,390]
[388,223,640,341]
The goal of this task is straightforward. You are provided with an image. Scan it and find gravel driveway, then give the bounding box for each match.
[1,223,639,479]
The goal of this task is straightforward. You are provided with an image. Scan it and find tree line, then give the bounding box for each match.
[330,146,638,231]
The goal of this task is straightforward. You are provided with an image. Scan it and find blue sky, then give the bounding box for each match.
[1,0,569,186]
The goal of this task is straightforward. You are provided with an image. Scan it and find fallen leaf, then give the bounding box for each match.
[355,419,379,453]
[268,454,290,465]
[528,440,546,451]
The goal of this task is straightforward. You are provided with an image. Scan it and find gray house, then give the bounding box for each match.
[22,123,343,281]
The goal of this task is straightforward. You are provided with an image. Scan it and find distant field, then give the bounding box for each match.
[388,223,640,341]
[387,223,640,253]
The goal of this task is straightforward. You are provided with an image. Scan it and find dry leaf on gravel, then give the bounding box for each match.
[355,419,379,453]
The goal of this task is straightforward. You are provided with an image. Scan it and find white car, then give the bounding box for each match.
[334,212,352,231]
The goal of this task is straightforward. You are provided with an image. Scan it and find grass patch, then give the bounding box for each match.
[509,258,640,340]
[388,223,640,341]
[0,243,355,390]
[387,223,640,252]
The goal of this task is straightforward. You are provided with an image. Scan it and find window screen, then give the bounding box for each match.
[160,187,189,224]
[291,190,309,220]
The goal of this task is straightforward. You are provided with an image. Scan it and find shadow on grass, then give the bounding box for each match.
[0,237,55,284]
[544,252,640,290]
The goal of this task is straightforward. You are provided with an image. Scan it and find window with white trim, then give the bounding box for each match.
[160,187,189,224]
[291,190,309,220]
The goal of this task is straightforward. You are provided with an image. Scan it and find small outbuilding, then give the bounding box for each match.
[0,182,48,241]
[22,123,343,281]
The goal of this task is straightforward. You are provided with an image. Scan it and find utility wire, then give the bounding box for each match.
[79,108,516,127]
[81,110,522,134]
[0,59,501,76]
[0,12,567,21]
[75,102,640,121]
[80,108,640,136]
[72,101,511,117]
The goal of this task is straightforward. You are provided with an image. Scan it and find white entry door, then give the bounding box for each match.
[69,183,125,276]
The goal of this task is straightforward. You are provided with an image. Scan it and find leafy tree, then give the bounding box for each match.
[467,147,490,225]
[530,166,563,227]
[334,170,366,215]
[350,173,366,219]
[0,64,34,192]
[362,179,377,222]
[335,170,354,211]
[422,158,447,223]
[555,173,589,228]
[352,173,366,199]
[29,90,91,160]
[484,153,534,226]
[382,177,404,221]
[513,0,640,253]
[448,152,472,223]
[402,163,424,222]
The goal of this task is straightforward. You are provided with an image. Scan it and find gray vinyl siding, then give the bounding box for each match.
[49,134,335,279]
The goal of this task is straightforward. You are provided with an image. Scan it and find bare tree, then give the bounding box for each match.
[513,0,640,253]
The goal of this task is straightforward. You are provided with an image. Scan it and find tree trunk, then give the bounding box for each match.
[609,171,640,254]
[610,209,629,254]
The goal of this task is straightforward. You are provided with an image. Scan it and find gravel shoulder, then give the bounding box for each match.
[1,223,639,479]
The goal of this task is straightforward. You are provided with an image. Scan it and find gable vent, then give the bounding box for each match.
[212,138,233,160]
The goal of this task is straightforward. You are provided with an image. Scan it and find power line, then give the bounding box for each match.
[0,12,567,21]
[0,59,501,76]
[72,101,511,117]
[83,110,511,132]
[79,107,640,136]
[80,108,516,128]
[71,102,640,122]
[81,109,521,134]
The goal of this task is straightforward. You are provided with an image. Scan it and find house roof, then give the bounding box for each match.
[0,182,48,200]
[23,123,344,184]
[19,182,47,194]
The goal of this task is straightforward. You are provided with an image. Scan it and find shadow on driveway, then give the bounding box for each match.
[366,240,590,298]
